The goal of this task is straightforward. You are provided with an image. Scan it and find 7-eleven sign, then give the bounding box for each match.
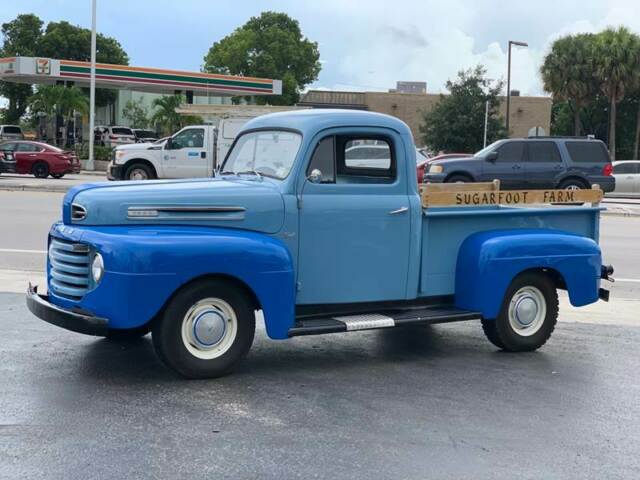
[36,58,51,75]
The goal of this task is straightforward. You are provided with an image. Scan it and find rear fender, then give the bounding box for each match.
[454,229,601,319]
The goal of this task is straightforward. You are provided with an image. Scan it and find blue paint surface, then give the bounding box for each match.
[454,228,602,318]
[48,222,295,339]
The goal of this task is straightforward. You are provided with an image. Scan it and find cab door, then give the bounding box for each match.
[162,127,209,178]
[296,130,412,305]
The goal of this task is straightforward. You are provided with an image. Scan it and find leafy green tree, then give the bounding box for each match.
[420,66,507,153]
[592,27,640,159]
[0,14,44,123]
[150,95,183,135]
[28,85,87,145]
[38,21,129,108]
[122,99,149,129]
[541,33,598,136]
[149,95,202,135]
[203,11,321,105]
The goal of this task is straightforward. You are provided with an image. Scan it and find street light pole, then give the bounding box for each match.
[87,0,97,171]
[506,40,528,136]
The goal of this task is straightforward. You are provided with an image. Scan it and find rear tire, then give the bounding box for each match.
[482,272,558,352]
[152,279,255,379]
[559,178,587,190]
[446,174,472,183]
[125,163,155,181]
[32,162,49,179]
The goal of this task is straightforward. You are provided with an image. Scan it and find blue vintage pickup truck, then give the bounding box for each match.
[27,110,613,378]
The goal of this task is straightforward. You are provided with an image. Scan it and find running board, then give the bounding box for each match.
[288,306,481,337]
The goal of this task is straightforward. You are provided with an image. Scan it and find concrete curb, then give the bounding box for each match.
[0,183,71,193]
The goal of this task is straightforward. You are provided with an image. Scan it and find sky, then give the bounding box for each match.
[2,0,640,97]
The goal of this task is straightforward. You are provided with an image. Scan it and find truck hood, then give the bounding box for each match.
[115,142,157,151]
[63,177,285,234]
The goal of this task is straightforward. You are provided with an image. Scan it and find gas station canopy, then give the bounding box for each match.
[0,56,282,97]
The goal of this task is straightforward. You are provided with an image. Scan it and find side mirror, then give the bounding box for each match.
[164,138,173,150]
[486,151,498,162]
[308,169,322,184]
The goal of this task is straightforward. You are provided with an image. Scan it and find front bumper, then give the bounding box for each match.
[423,172,446,183]
[26,283,108,336]
[107,162,125,180]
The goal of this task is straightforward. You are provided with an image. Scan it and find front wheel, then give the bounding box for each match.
[482,272,558,352]
[152,279,256,378]
[125,163,154,181]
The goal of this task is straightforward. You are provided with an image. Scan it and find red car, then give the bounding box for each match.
[417,153,473,183]
[0,141,81,178]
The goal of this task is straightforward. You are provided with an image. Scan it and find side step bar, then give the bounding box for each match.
[288,306,481,337]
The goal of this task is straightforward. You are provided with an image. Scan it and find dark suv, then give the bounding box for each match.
[423,137,615,192]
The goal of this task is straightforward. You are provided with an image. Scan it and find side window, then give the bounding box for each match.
[336,137,395,184]
[496,142,524,162]
[0,143,15,151]
[307,136,336,183]
[17,143,38,152]
[614,163,639,174]
[528,142,561,163]
[171,128,205,149]
[565,141,610,163]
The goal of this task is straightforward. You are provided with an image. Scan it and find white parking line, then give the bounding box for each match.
[616,278,640,283]
[0,248,47,254]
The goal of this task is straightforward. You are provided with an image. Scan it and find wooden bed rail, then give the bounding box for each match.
[420,180,603,208]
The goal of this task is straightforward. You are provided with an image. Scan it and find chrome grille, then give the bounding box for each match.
[48,237,90,300]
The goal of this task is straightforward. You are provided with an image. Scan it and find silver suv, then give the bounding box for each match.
[0,125,24,141]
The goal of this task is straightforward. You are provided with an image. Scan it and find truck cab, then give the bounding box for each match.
[27,110,613,378]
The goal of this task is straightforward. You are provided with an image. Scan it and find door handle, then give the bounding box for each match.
[512,164,521,170]
[201,152,206,159]
[389,206,409,215]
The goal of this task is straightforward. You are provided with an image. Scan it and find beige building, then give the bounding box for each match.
[298,90,552,147]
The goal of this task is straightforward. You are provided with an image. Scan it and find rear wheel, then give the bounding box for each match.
[32,162,49,179]
[152,279,255,378]
[482,272,558,352]
[559,178,587,191]
[446,174,472,183]
[125,163,154,181]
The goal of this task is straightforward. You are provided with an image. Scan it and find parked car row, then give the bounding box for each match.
[0,140,80,178]
[94,126,159,147]
[612,160,640,196]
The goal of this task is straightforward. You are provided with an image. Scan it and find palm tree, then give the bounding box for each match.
[29,85,88,145]
[541,33,597,136]
[150,95,184,135]
[592,27,640,160]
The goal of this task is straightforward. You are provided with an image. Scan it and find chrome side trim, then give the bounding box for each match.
[127,205,247,220]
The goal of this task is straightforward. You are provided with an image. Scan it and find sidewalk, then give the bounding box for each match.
[0,172,107,193]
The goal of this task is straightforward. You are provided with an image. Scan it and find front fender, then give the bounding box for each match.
[48,223,295,339]
[454,229,601,319]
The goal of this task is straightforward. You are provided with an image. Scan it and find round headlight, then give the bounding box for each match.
[91,253,104,283]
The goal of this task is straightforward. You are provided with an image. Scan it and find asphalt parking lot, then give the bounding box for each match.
[1,294,640,479]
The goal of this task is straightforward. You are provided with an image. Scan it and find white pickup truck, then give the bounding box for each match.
[107,118,248,181]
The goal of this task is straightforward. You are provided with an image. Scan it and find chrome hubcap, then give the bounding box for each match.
[508,286,546,336]
[181,298,237,359]
[130,169,148,180]
[565,184,580,191]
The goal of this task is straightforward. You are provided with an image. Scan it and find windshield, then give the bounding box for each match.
[221,130,302,180]
[474,140,504,157]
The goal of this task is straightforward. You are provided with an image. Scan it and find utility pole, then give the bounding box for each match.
[506,40,528,136]
[87,0,97,171]
[483,100,489,148]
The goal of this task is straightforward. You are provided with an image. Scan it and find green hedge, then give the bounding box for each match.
[74,143,114,162]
